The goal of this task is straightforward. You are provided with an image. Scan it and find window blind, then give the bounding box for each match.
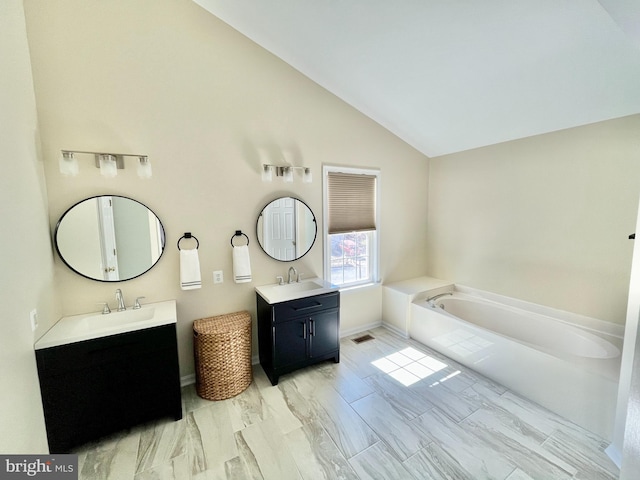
[327,172,377,234]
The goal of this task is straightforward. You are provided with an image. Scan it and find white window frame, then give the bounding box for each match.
[323,165,381,288]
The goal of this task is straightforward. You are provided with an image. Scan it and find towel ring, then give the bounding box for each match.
[177,232,199,250]
[231,230,249,247]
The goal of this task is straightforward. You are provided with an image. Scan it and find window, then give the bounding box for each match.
[323,166,380,287]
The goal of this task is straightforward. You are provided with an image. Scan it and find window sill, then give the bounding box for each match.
[337,281,381,293]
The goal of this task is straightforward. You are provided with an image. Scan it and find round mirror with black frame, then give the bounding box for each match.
[256,197,317,262]
[54,195,166,282]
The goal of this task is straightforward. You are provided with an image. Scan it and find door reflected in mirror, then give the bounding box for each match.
[257,197,317,261]
[55,196,165,281]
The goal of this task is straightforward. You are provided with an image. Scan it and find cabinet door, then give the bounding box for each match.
[309,309,339,358]
[273,318,308,368]
[37,325,182,453]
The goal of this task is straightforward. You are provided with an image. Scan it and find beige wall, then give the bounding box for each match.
[23,0,429,378]
[0,0,60,453]
[427,115,640,325]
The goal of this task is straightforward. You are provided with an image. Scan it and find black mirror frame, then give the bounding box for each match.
[256,196,317,262]
[54,195,166,282]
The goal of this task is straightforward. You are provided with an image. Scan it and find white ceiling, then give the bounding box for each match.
[193,0,640,157]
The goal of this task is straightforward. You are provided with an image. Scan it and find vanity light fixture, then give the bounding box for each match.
[261,164,312,184]
[59,150,152,179]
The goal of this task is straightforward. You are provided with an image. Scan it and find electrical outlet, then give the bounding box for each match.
[29,309,38,332]
[213,270,223,284]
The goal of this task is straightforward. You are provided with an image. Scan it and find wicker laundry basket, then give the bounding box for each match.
[193,310,252,400]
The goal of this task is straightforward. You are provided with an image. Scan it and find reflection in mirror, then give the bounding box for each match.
[257,197,317,261]
[55,196,166,281]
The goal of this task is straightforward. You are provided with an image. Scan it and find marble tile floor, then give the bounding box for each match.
[73,327,619,480]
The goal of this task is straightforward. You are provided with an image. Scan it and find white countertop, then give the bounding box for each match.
[255,277,339,304]
[383,276,453,295]
[35,300,177,350]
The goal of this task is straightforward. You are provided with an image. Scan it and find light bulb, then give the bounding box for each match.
[137,156,152,179]
[99,154,117,178]
[283,166,293,183]
[261,164,273,182]
[303,167,312,183]
[59,151,79,176]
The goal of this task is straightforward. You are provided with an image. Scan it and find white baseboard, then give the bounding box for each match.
[180,374,195,387]
[381,322,410,339]
[339,321,383,338]
[605,443,622,469]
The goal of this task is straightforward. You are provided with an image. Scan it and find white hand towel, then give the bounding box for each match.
[180,248,202,290]
[233,245,252,283]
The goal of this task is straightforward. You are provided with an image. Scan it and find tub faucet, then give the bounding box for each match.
[115,289,126,311]
[426,292,453,307]
[288,266,298,284]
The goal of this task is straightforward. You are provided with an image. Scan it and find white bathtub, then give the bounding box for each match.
[409,287,623,440]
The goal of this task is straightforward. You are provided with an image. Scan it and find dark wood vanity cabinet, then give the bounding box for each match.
[257,291,340,385]
[35,324,182,453]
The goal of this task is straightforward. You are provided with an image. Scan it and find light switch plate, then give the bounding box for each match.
[29,309,38,331]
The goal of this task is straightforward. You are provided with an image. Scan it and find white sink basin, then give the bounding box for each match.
[35,300,176,349]
[255,277,338,304]
[76,307,156,332]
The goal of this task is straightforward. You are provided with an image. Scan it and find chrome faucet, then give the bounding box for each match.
[426,292,453,307]
[287,266,298,284]
[115,289,126,311]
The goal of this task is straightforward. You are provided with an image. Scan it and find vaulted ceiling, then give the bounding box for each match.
[193,0,640,157]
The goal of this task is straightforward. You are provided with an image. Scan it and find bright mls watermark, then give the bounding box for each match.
[0,455,77,479]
